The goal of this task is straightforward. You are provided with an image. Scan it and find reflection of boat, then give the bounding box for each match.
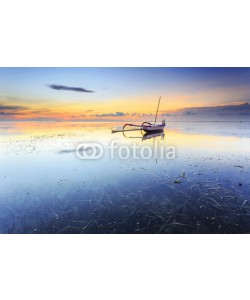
[142,131,165,141]
[111,97,165,134]
[121,127,165,141]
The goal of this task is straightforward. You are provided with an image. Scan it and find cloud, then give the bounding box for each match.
[48,84,94,93]
[95,112,127,117]
[0,103,27,117]
[183,111,197,116]
[163,101,250,120]
[0,104,26,111]
[22,117,61,121]
[129,113,153,118]
[0,112,25,116]
[187,102,250,116]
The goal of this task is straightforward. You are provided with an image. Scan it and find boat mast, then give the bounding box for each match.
[154,96,161,126]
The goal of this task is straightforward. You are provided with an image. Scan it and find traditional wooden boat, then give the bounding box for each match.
[112,97,165,134]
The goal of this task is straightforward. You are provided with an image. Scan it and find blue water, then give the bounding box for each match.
[1,121,250,233]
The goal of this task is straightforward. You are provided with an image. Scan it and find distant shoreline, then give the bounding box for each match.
[1,120,250,123]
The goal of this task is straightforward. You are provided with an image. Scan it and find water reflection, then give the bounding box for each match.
[142,132,165,141]
[120,129,165,141]
[0,121,250,233]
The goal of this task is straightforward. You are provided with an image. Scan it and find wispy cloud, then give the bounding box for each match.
[95,112,126,117]
[48,84,94,93]
[0,112,25,116]
[161,102,250,120]
[182,102,250,116]
[0,104,26,111]
[162,113,172,117]
[0,103,27,117]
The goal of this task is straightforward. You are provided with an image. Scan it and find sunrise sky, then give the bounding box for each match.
[1,67,250,121]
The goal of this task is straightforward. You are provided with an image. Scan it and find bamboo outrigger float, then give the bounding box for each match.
[111,97,165,134]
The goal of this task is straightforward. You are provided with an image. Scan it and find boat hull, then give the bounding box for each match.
[142,125,165,133]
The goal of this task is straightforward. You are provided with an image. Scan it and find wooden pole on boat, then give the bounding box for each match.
[154,96,161,126]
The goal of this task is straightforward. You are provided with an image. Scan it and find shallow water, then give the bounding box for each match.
[1,121,250,233]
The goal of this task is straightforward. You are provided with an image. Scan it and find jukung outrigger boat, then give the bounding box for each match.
[112,97,165,134]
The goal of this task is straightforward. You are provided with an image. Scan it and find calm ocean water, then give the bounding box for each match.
[1,121,250,233]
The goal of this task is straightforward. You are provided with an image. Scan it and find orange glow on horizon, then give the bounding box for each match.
[1,91,248,121]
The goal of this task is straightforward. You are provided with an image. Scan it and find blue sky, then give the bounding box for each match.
[0,68,250,121]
